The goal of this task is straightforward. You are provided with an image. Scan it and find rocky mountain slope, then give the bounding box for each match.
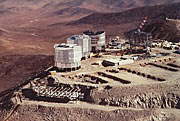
[0,55,54,92]
[72,2,180,25]
[72,2,180,41]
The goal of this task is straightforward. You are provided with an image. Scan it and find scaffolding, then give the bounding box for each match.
[128,31,152,57]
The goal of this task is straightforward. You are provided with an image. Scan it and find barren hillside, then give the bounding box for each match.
[72,2,180,41]
[1,1,180,121]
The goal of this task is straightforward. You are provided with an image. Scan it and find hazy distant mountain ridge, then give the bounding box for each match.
[72,2,180,25]
[0,0,179,42]
[0,0,179,12]
[70,2,180,42]
[54,7,95,16]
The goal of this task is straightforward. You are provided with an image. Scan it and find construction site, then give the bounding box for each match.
[1,16,180,121]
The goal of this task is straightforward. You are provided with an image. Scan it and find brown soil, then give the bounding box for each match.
[0,1,180,121]
[0,55,54,92]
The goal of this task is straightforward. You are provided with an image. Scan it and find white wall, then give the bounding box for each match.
[54,44,82,69]
[67,35,91,57]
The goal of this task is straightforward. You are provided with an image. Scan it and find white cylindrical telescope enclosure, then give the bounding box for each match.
[54,43,82,71]
[83,31,106,53]
[67,35,91,58]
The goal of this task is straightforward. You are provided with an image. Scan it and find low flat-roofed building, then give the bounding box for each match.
[102,59,134,67]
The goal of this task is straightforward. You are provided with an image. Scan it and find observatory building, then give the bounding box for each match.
[54,43,82,71]
[67,35,91,59]
[83,30,106,52]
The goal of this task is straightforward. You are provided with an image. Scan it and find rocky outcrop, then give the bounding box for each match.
[99,93,180,109]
